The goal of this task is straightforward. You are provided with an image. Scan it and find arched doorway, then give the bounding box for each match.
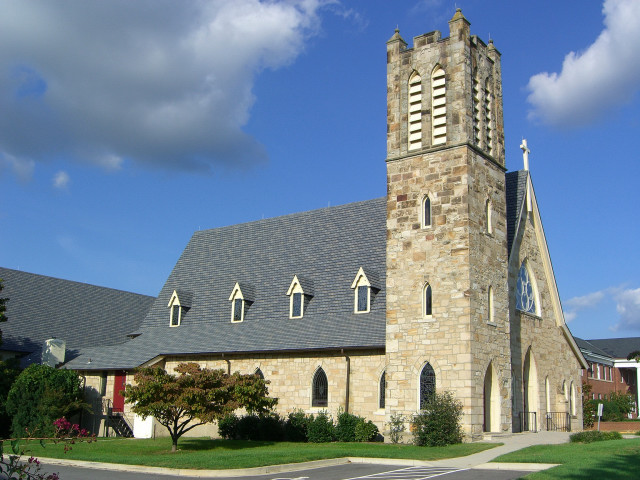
[523,348,539,431]
[483,361,501,432]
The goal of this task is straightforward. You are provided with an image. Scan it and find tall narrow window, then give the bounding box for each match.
[312,368,328,407]
[423,283,433,317]
[379,371,386,409]
[431,67,446,146]
[488,286,494,324]
[422,195,431,228]
[516,260,538,315]
[357,285,369,312]
[419,363,436,408]
[171,304,181,327]
[292,292,302,318]
[486,199,493,234]
[408,71,422,150]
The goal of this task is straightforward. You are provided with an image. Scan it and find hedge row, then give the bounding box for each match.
[218,409,379,443]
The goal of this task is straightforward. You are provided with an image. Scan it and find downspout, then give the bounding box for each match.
[342,349,350,414]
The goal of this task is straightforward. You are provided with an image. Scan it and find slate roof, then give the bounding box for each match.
[574,337,615,365]
[505,170,528,256]
[586,337,640,360]
[65,171,531,371]
[0,268,154,365]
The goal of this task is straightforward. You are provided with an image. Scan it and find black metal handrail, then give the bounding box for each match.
[546,411,571,432]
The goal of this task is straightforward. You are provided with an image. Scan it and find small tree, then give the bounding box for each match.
[411,391,463,446]
[6,364,87,438]
[582,383,596,428]
[124,362,276,452]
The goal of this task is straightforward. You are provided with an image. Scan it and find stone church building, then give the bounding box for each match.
[67,10,587,439]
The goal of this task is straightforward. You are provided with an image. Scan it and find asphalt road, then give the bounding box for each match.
[36,462,533,480]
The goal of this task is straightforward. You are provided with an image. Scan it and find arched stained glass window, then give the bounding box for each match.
[254,368,264,380]
[379,371,386,409]
[419,363,436,408]
[312,368,328,407]
[516,261,537,314]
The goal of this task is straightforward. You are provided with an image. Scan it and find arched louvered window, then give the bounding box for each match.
[484,77,493,155]
[408,71,422,150]
[379,371,386,409]
[423,283,433,317]
[419,363,436,408]
[472,70,481,145]
[422,195,431,228]
[312,368,328,407]
[431,67,446,145]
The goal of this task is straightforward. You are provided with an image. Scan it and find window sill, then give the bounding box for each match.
[487,321,497,327]
[419,316,435,323]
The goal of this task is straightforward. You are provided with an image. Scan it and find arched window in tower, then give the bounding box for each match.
[419,363,436,408]
[422,195,431,228]
[488,286,494,324]
[431,66,446,146]
[516,260,539,315]
[486,199,493,234]
[484,77,493,155]
[423,283,433,317]
[408,71,422,150]
[312,368,328,407]
[379,371,386,409]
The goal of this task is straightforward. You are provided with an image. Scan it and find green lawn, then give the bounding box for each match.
[5,438,497,470]
[493,438,640,480]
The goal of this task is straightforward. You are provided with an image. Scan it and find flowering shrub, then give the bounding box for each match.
[1,417,95,479]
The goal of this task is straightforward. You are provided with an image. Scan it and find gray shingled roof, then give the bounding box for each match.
[574,337,614,365]
[587,337,640,359]
[0,268,154,365]
[66,172,528,371]
[505,170,528,255]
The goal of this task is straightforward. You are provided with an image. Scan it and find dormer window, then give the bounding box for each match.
[229,282,253,323]
[168,290,192,327]
[287,275,313,319]
[351,267,379,314]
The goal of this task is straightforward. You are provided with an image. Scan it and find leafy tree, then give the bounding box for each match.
[627,350,640,362]
[0,279,8,347]
[411,391,463,446]
[124,362,277,452]
[5,364,87,438]
[582,383,596,428]
[0,358,21,438]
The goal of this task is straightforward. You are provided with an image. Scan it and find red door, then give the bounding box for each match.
[113,371,126,413]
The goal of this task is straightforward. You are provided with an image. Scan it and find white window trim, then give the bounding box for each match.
[168,290,182,327]
[287,275,305,319]
[487,285,495,325]
[351,267,372,314]
[229,283,245,323]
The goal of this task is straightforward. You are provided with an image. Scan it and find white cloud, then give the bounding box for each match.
[0,0,333,173]
[53,171,70,190]
[0,152,34,181]
[612,288,640,331]
[527,0,640,127]
[565,290,605,309]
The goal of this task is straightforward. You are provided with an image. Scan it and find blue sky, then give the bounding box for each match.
[1,0,639,340]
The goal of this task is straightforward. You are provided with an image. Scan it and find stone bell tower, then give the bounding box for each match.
[384,9,512,437]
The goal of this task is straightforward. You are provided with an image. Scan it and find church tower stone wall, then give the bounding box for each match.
[385,9,512,438]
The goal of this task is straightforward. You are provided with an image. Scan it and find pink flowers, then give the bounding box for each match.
[52,417,90,438]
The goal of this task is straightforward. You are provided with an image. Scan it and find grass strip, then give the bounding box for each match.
[492,438,640,480]
[4,438,497,470]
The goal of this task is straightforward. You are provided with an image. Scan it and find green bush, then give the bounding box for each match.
[570,430,623,443]
[217,413,239,439]
[5,364,87,437]
[306,411,335,443]
[354,419,379,442]
[285,409,312,442]
[387,413,406,444]
[602,392,635,421]
[411,391,463,447]
[582,383,595,428]
[335,409,361,442]
[233,413,285,441]
[0,358,21,438]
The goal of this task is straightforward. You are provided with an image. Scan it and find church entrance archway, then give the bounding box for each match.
[523,348,539,431]
[483,361,500,432]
